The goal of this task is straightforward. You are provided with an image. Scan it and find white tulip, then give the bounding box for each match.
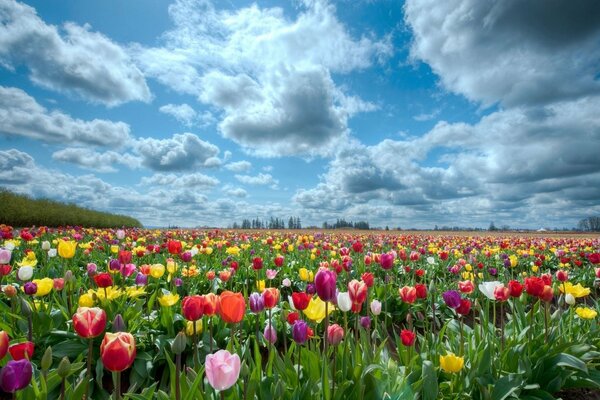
[41,241,51,251]
[337,292,352,312]
[565,293,576,305]
[478,281,503,300]
[48,249,57,258]
[17,266,34,281]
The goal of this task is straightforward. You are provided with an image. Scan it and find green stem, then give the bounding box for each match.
[85,339,93,398]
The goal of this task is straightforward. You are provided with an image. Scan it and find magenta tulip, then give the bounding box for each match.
[314,269,337,302]
[0,359,32,393]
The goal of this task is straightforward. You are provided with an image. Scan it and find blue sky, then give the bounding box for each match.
[1,0,600,229]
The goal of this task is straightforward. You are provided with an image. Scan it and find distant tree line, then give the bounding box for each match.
[578,216,600,232]
[232,216,302,229]
[322,219,370,230]
[0,189,142,228]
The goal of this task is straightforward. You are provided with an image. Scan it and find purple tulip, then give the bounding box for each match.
[135,272,148,286]
[249,292,264,313]
[292,320,309,344]
[181,252,192,262]
[173,277,183,287]
[489,267,499,276]
[23,282,37,295]
[442,290,462,309]
[360,316,371,329]
[306,283,316,295]
[108,259,121,271]
[87,263,98,277]
[263,325,277,344]
[0,359,33,392]
[314,269,337,302]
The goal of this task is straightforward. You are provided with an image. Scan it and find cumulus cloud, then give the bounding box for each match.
[0,0,151,106]
[52,148,142,173]
[159,103,215,127]
[235,173,278,186]
[134,132,220,171]
[224,160,252,173]
[221,185,248,198]
[140,172,219,188]
[132,0,391,156]
[0,86,131,147]
[404,0,600,107]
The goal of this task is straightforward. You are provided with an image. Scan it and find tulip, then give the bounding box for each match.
[494,285,510,302]
[23,281,37,295]
[8,342,34,360]
[182,295,205,321]
[205,349,241,391]
[456,298,471,315]
[440,353,464,373]
[94,272,113,288]
[33,278,53,296]
[507,280,523,297]
[252,257,263,270]
[249,292,265,313]
[0,248,11,264]
[540,285,553,302]
[398,286,417,304]
[556,270,568,282]
[266,269,278,280]
[360,316,371,329]
[575,307,597,319]
[379,253,394,270]
[565,293,576,305]
[400,329,416,346]
[361,272,374,287]
[17,266,33,281]
[287,312,299,325]
[282,278,291,287]
[167,240,182,255]
[291,292,310,311]
[478,281,502,300]
[415,283,427,299]
[458,280,474,294]
[58,240,76,259]
[524,277,545,297]
[0,359,33,393]
[135,273,148,286]
[336,292,352,312]
[370,299,382,316]
[0,331,8,360]
[327,324,344,346]
[348,279,368,305]
[315,269,337,302]
[204,293,219,316]
[100,332,137,372]
[262,288,280,309]
[263,325,277,344]
[150,263,165,278]
[218,291,246,324]
[442,290,461,309]
[158,291,179,307]
[73,307,107,338]
[292,320,309,344]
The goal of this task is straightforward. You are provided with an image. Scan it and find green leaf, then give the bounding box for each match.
[491,374,524,400]
[422,360,438,400]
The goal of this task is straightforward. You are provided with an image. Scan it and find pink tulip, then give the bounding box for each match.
[205,350,241,391]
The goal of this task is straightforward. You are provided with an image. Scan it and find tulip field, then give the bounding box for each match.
[0,225,599,400]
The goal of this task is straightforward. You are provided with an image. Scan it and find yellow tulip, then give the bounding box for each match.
[575,307,597,320]
[256,280,266,292]
[226,246,240,256]
[150,264,166,279]
[159,292,180,307]
[32,278,53,296]
[167,259,177,274]
[439,353,464,373]
[186,320,203,336]
[58,240,77,259]
[125,286,146,298]
[559,282,591,298]
[509,255,518,268]
[93,287,123,301]
[17,253,38,268]
[110,245,119,254]
[78,293,95,307]
[303,297,335,324]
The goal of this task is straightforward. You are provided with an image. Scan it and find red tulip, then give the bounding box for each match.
[287,311,299,325]
[73,307,107,338]
[8,342,34,360]
[507,280,523,297]
[274,255,284,267]
[361,272,374,288]
[182,295,205,321]
[399,286,417,304]
[118,250,132,265]
[100,332,136,372]
[252,257,263,270]
[456,298,471,315]
[400,329,416,346]
[348,279,368,306]
[352,241,363,253]
[555,270,568,282]
[218,291,246,324]
[493,285,510,302]
[167,240,182,255]
[524,277,545,297]
[292,292,310,311]
[262,288,280,309]
[0,331,8,360]
[540,285,554,302]
[94,272,113,288]
[458,280,474,294]
[415,283,427,299]
[327,324,344,346]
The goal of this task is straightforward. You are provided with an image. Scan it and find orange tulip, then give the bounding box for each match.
[218,291,246,324]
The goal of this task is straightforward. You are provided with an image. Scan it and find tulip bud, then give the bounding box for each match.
[360,316,371,329]
[41,241,51,251]
[263,325,277,344]
[57,357,71,379]
[112,314,126,332]
[20,299,32,317]
[565,293,576,305]
[171,332,187,355]
[3,285,17,298]
[24,282,37,295]
[65,270,75,284]
[41,346,52,372]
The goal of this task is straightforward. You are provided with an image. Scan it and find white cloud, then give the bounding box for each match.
[140,172,219,188]
[52,148,141,173]
[222,185,248,198]
[159,103,216,127]
[224,160,252,173]
[134,132,220,171]
[0,86,131,147]
[131,0,391,156]
[235,173,278,186]
[404,0,600,107]
[0,0,151,106]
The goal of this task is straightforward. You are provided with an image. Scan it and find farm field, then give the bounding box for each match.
[0,225,599,399]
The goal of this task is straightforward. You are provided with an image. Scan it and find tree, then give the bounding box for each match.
[488,221,497,231]
[578,216,600,231]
